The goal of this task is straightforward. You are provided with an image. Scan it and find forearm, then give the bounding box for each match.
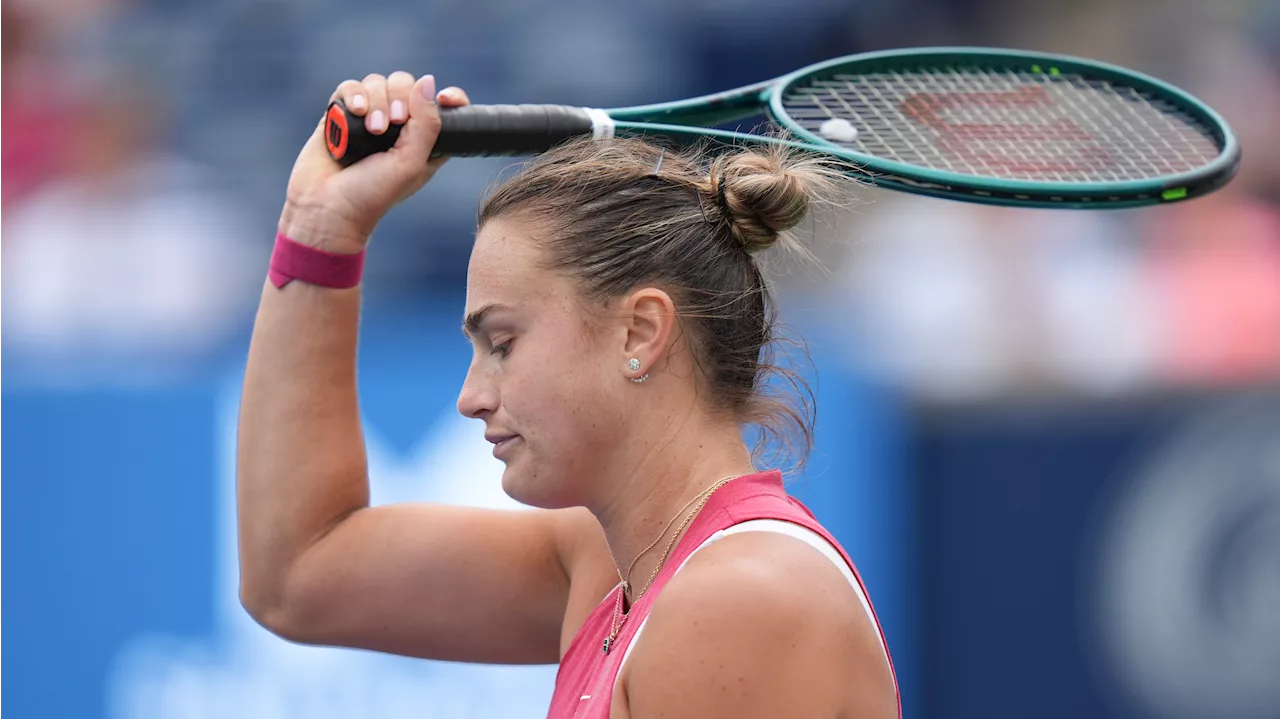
[236,266,368,616]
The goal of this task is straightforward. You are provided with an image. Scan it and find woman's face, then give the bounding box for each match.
[459,217,633,508]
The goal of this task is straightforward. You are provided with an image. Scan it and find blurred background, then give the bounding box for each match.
[4,0,1280,716]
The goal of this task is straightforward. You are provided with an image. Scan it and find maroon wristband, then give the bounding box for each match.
[268,232,365,289]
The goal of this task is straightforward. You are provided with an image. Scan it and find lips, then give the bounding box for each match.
[486,432,521,460]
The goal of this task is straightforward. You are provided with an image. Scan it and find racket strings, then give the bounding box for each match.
[781,66,1222,183]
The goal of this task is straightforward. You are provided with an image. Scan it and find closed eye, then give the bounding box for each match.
[491,339,513,358]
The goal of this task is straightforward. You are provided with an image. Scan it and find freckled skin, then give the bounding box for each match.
[459,219,637,509]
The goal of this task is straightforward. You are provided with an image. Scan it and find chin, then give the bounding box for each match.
[500,459,579,510]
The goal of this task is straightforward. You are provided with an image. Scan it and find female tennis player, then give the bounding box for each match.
[238,71,899,718]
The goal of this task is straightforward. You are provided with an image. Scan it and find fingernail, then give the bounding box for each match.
[390,100,406,122]
[369,110,386,132]
[421,74,436,102]
[350,94,366,111]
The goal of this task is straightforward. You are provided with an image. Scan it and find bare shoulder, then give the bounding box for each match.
[621,531,896,719]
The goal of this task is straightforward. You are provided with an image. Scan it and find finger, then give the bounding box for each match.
[361,72,390,135]
[436,86,470,107]
[397,74,441,162]
[331,79,369,116]
[386,70,415,124]
[424,85,469,173]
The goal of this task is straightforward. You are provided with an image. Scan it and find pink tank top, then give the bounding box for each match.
[546,469,900,718]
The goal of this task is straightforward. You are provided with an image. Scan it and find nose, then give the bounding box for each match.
[457,359,499,419]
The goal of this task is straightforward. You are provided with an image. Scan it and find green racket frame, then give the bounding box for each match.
[605,47,1240,209]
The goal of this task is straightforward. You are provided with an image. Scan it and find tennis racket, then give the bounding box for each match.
[324,47,1239,209]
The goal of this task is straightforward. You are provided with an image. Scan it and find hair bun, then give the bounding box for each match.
[710,148,834,253]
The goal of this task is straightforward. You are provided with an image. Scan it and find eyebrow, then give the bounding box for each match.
[462,302,517,339]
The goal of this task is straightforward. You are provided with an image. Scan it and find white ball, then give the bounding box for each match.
[818,118,858,144]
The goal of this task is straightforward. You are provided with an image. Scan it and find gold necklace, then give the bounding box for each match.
[602,474,739,654]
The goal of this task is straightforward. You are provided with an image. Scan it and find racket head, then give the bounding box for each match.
[763,47,1240,208]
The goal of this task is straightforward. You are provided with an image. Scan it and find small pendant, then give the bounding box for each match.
[602,636,613,654]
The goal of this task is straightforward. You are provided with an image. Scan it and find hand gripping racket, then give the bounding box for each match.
[324,47,1239,209]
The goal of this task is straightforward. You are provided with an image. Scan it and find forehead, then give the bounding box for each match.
[466,217,573,315]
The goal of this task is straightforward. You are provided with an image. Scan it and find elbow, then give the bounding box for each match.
[239,579,312,643]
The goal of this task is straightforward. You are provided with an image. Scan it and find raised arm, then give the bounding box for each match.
[236,72,614,664]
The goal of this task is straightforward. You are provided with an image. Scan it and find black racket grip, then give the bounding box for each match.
[324,100,599,167]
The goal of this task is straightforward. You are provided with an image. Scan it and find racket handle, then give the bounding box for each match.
[324,100,607,167]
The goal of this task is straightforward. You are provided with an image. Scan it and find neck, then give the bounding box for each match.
[590,409,756,603]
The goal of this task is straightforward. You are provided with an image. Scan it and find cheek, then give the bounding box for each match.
[510,335,623,449]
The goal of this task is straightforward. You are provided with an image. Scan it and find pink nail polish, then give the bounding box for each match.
[421,74,436,102]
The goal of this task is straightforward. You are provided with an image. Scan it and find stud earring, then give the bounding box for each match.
[628,358,649,383]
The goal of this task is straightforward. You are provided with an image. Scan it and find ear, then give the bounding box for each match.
[621,287,677,378]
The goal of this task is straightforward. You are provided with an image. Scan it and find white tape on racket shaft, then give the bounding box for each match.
[583,108,615,141]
